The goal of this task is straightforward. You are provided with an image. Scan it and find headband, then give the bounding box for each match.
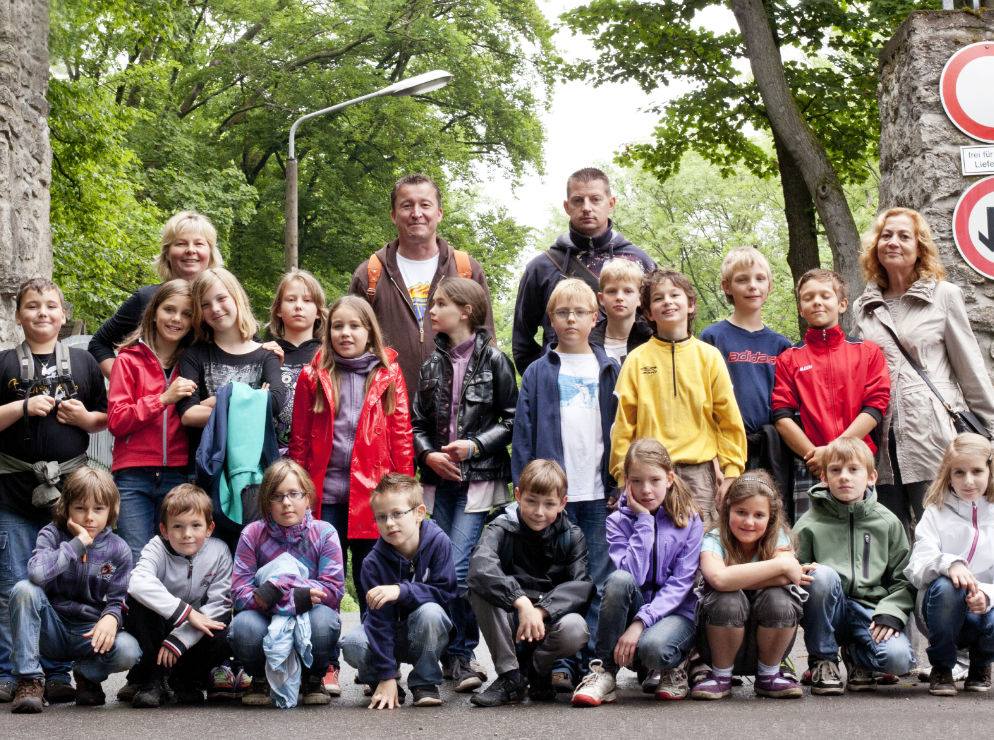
[736,476,777,495]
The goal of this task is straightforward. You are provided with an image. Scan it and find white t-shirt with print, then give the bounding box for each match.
[396,253,439,330]
[556,352,605,502]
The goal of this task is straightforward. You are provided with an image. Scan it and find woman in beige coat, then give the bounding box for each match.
[853,207,994,532]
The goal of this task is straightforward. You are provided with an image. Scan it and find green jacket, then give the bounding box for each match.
[795,484,914,627]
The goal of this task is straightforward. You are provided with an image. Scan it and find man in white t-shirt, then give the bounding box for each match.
[349,174,495,392]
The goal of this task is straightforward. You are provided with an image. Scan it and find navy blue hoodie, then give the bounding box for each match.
[359,518,456,681]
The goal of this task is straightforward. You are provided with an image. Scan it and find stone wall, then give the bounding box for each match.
[0,0,51,347]
[878,9,994,367]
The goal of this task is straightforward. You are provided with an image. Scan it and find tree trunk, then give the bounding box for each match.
[732,0,862,322]
[774,131,819,337]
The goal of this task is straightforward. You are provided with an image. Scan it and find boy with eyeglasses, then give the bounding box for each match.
[341,473,455,709]
[511,278,619,693]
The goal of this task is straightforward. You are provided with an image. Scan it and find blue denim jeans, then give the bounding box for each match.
[595,570,695,674]
[0,508,71,684]
[430,480,486,660]
[342,602,452,688]
[801,565,914,674]
[321,502,374,669]
[228,605,341,678]
[114,466,191,564]
[9,580,141,682]
[923,576,994,669]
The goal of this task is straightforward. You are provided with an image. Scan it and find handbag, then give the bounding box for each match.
[879,321,992,440]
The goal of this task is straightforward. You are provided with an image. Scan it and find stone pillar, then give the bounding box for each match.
[0,0,51,347]
[878,10,994,367]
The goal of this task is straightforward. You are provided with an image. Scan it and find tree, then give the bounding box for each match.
[563,0,927,328]
[49,0,556,327]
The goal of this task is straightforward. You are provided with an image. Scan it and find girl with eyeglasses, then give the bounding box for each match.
[229,459,344,707]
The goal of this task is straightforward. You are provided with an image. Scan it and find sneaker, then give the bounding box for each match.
[300,674,331,705]
[411,685,442,707]
[44,677,75,704]
[965,663,992,692]
[234,668,251,697]
[241,676,273,707]
[687,652,709,686]
[928,666,957,696]
[470,674,527,707]
[73,671,105,706]
[570,660,617,707]
[207,665,237,701]
[845,665,878,692]
[132,681,165,709]
[780,657,799,683]
[809,659,844,696]
[11,678,44,714]
[655,666,689,700]
[116,681,139,703]
[527,663,556,702]
[322,666,342,697]
[450,656,486,693]
[174,687,205,705]
[640,670,661,694]
[755,671,803,698]
[0,680,15,703]
[690,671,732,700]
[550,670,574,693]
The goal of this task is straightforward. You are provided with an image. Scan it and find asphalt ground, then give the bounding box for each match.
[3,611,993,739]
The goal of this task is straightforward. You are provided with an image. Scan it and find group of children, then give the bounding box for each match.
[2,216,993,715]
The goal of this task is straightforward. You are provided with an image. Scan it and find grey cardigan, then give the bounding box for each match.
[853,278,994,485]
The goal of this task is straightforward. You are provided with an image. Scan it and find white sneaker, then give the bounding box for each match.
[570,660,617,707]
[655,666,689,700]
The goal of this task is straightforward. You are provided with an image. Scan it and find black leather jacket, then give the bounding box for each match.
[411,330,517,485]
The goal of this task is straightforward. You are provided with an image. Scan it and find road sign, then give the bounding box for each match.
[940,42,994,143]
[953,176,994,279]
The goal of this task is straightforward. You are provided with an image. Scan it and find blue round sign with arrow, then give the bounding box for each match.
[954,176,994,279]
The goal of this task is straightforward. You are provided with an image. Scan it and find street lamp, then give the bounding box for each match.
[284,70,453,271]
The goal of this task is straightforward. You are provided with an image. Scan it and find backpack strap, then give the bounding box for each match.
[453,249,472,279]
[366,253,383,302]
[16,340,34,386]
[545,244,601,295]
[54,341,72,379]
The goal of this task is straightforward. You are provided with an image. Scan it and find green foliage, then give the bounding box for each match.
[50,0,555,325]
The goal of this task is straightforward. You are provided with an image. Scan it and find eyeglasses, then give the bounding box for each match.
[268,490,308,504]
[374,506,416,524]
[551,309,594,320]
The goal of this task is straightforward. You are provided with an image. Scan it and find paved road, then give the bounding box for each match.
[2,612,992,739]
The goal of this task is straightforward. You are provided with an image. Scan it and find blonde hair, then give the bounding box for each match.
[267,270,327,339]
[924,433,994,509]
[257,459,315,523]
[640,269,697,335]
[53,467,120,531]
[623,439,700,528]
[547,278,598,315]
[598,258,644,292]
[720,247,772,305]
[718,470,794,564]
[190,268,257,343]
[371,473,424,509]
[315,296,395,415]
[518,459,568,501]
[154,211,222,281]
[161,484,214,527]
[823,437,876,475]
[118,280,193,367]
[859,207,946,290]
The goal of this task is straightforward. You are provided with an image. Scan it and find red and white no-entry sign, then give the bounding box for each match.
[940,42,994,143]
[953,177,994,279]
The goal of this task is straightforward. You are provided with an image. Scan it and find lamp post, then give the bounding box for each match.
[284,70,453,272]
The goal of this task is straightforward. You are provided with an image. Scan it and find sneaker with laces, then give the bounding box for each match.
[470,674,527,707]
[966,663,992,692]
[207,665,236,701]
[755,671,803,698]
[73,671,105,706]
[301,674,332,705]
[412,685,442,707]
[780,657,799,683]
[690,671,732,700]
[234,668,251,697]
[809,659,844,695]
[550,670,574,693]
[132,681,165,709]
[450,656,486,693]
[570,660,617,707]
[0,680,15,703]
[655,666,689,700]
[11,678,44,713]
[928,666,957,696]
[323,666,342,697]
[640,670,661,694]
[44,677,75,704]
[845,665,878,692]
[241,676,273,707]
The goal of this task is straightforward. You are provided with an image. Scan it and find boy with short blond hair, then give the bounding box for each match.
[124,484,232,707]
[468,459,593,706]
[772,269,890,517]
[590,258,652,365]
[341,473,456,709]
[796,437,914,694]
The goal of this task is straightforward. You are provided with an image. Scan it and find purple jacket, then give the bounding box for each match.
[27,524,132,626]
[606,494,703,625]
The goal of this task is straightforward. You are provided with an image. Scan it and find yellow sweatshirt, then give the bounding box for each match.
[610,336,747,482]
